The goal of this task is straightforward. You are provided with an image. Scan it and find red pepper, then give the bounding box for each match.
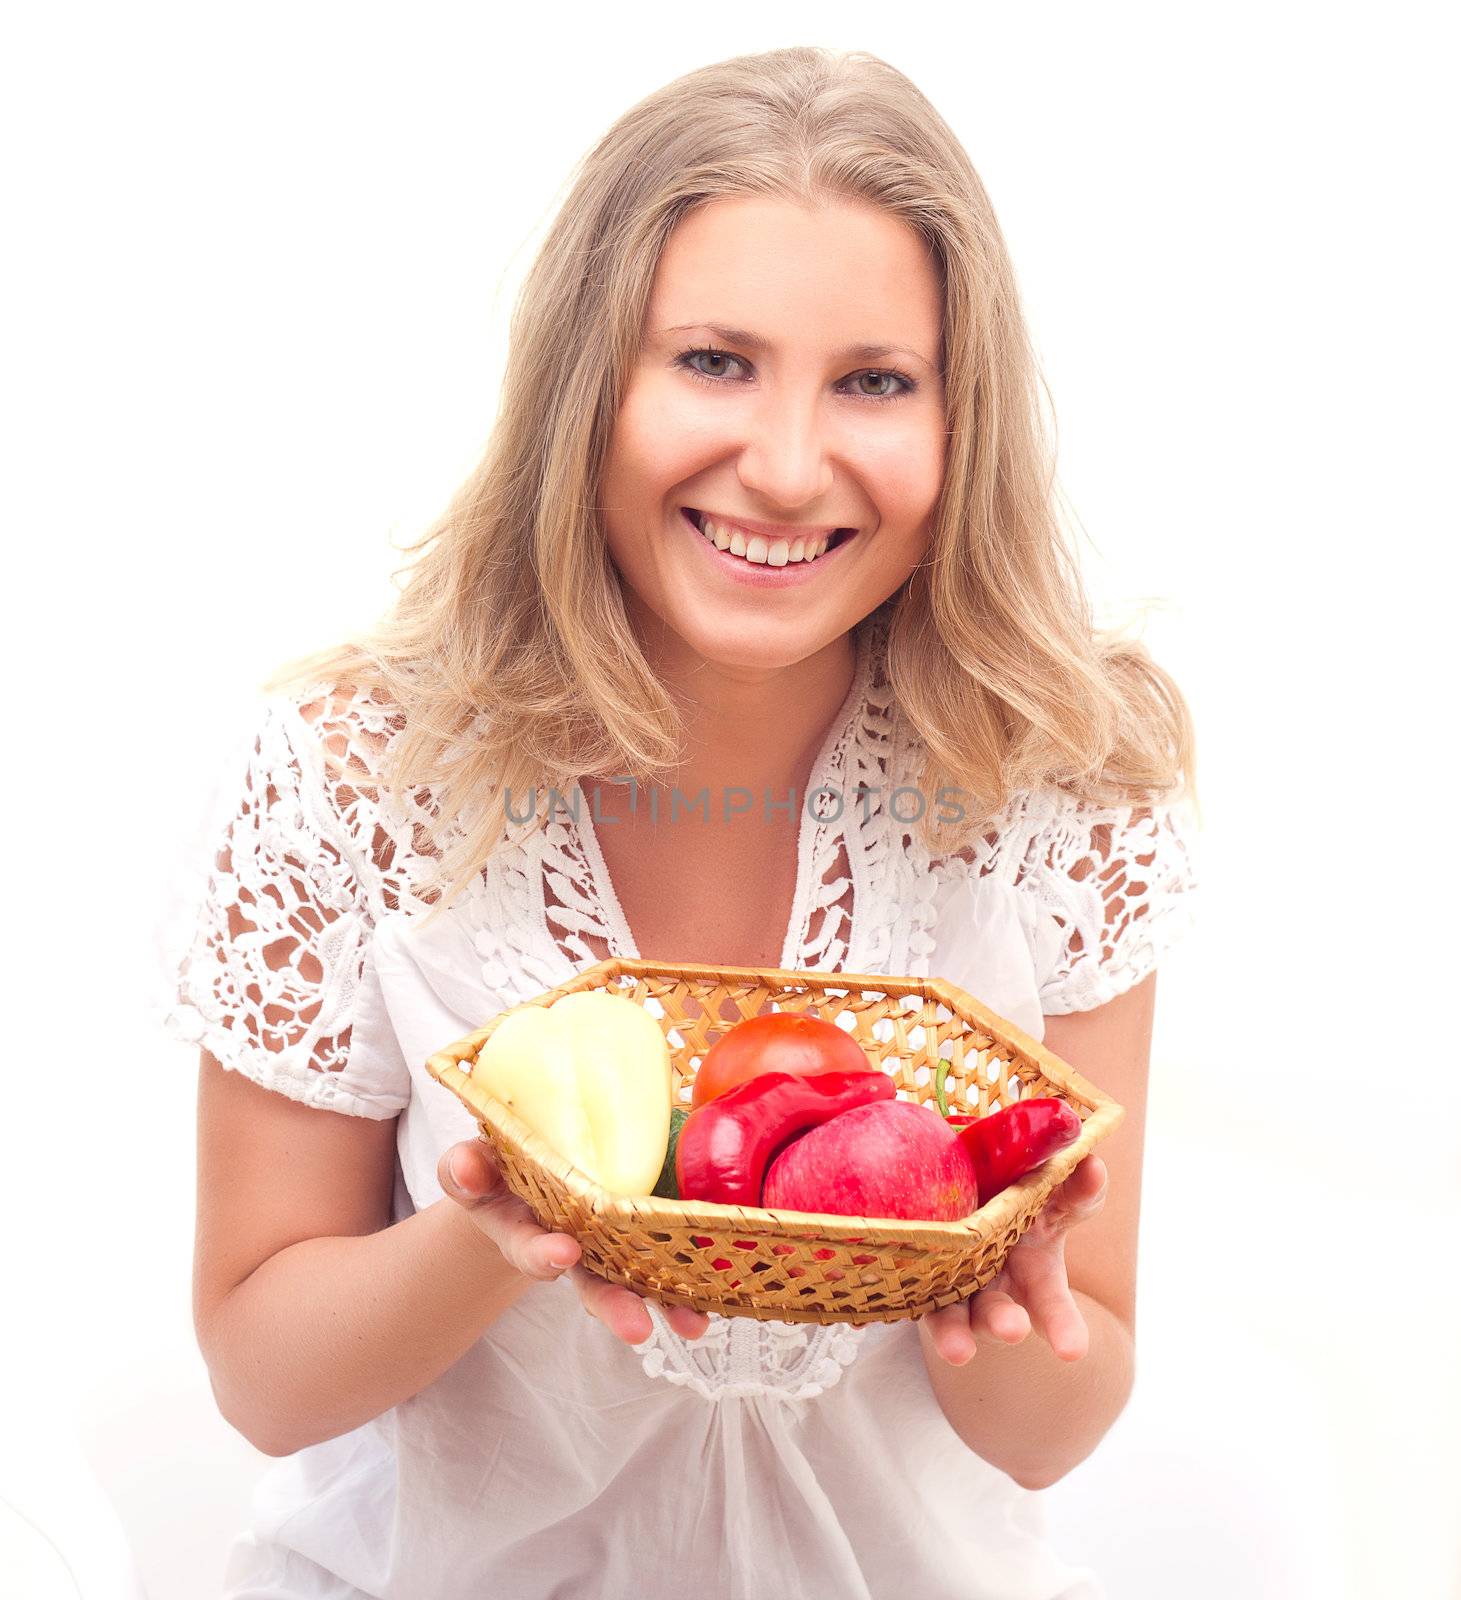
[952,1098,1082,1203]
[675,1069,896,1208]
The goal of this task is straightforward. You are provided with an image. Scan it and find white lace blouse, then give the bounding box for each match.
[167,616,1200,1600]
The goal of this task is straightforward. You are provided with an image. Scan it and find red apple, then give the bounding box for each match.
[762,1099,978,1221]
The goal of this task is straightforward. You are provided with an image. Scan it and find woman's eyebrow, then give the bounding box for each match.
[653,322,937,370]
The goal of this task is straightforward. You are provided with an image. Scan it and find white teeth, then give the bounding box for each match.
[696,513,837,566]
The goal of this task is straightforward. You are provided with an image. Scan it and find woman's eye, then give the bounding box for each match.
[674,346,916,403]
[679,347,746,381]
[853,371,903,400]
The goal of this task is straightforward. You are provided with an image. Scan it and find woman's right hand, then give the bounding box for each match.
[437,1137,710,1347]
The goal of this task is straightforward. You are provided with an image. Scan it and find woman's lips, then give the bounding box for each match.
[679,507,858,588]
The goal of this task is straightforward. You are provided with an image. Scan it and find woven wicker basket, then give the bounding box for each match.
[425,958,1123,1326]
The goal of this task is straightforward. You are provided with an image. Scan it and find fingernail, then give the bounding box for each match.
[448,1151,471,1190]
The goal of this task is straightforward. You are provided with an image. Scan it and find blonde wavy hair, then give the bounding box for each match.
[268,44,1197,912]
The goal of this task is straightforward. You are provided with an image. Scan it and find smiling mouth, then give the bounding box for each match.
[681,512,857,569]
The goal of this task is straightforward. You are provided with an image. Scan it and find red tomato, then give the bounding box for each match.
[690,1012,872,1108]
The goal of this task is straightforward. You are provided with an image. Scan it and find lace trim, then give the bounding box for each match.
[162,685,444,1107]
[634,1303,868,1404]
[1024,792,1200,1012]
[837,652,945,978]
[539,810,619,969]
[784,612,942,979]
[928,787,1201,1012]
[472,845,571,1006]
[785,627,885,974]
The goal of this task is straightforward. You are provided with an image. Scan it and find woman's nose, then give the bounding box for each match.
[733,387,836,510]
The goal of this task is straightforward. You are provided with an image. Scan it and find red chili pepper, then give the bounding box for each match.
[952,1098,1082,1203]
[675,1069,896,1208]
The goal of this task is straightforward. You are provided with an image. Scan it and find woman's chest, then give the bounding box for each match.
[590,810,805,970]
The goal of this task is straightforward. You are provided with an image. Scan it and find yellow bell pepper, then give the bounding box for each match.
[470,991,672,1195]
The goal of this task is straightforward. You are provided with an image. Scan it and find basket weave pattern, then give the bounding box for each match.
[425,958,1123,1326]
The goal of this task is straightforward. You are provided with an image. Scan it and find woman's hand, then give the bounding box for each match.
[437,1137,710,1347]
[921,1154,1109,1366]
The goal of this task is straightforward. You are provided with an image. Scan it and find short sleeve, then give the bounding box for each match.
[1021,792,1201,1016]
[164,693,413,1119]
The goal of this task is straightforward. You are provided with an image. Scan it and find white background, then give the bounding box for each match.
[4,4,1458,1597]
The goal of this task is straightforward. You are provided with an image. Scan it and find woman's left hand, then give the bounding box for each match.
[921,1154,1109,1366]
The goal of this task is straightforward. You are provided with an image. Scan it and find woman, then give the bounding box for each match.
[173,45,1199,1599]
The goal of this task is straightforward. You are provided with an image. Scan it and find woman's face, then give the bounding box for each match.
[598,194,947,670]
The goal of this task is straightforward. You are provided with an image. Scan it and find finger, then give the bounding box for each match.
[438,1137,502,1203]
[1019,1265,1090,1362]
[1059,1155,1108,1217]
[921,1299,977,1366]
[570,1268,706,1342]
[439,1141,580,1281]
[660,1302,711,1340]
[1029,1156,1109,1248]
[570,1266,655,1345]
[479,1198,581,1281]
[968,1287,1031,1346]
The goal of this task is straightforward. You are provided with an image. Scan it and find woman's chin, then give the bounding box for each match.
[691,629,816,672]
[663,609,852,678]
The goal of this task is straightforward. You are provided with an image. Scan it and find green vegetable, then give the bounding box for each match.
[652,1107,691,1199]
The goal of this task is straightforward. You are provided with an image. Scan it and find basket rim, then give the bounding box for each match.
[424,957,1125,1245]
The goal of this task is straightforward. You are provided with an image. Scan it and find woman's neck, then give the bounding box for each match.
[618,618,860,820]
